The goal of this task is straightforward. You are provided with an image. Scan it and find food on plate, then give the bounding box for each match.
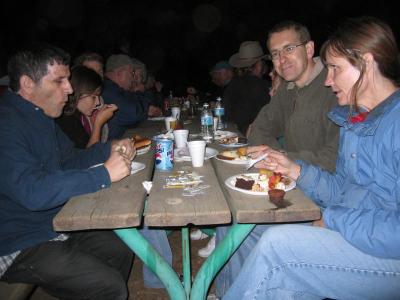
[234,175,255,190]
[218,136,248,145]
[237,147,247,156]
[234,171,288,192]
[268,189,286,204]
[217,149,248,161]
[132,136,152,149]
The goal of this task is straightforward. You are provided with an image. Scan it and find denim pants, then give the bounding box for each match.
[216,223,274,298]
[223,225,400,300]
[140,226,172,288]
[3,231,133,300]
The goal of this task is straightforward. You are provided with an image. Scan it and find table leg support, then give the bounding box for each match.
[114,228,187,300]
[190,223,255,300]
[182,227,191,298]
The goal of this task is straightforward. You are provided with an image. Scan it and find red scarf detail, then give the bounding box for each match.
[350,111,369,124]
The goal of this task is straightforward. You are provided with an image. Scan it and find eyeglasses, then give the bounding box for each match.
[269,41,308,60]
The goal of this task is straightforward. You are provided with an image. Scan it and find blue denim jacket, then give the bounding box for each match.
[102,79,150,139]
[0,91,111,255]
[297,89,400,259]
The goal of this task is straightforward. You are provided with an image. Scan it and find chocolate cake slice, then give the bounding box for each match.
[235,176,255,190]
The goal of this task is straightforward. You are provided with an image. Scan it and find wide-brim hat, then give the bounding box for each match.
[229,41,266,68]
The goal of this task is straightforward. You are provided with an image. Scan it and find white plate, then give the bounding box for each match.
[219,143,249,148]
[174,147,218,162]
[214,130,237,140]
[136,145,151,155]
[215,155,249,165]
[90,162,146,175]
[225,173,296,196]
[131,161,146,174]
[148,116,165,121]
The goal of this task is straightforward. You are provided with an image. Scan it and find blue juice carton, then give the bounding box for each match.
[155,138,174,171]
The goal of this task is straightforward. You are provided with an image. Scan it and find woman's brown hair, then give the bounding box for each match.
[320,16,400,110]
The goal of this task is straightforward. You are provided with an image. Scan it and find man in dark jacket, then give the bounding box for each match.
[0,44,134,300]
[102,54,161,139]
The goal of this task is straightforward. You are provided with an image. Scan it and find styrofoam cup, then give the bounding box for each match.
[187,140,206,167]
[173,129,189,148]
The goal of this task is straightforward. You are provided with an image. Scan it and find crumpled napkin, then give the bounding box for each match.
[142,181,153,193]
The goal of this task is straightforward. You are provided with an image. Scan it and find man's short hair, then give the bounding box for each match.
[73,52,104,68]
[7,43,70,92]
[267,20,311,47]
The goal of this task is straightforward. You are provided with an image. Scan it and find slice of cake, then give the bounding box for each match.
[235,176,255,190]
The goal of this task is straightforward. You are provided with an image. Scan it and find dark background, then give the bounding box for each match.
[0,0,398,95]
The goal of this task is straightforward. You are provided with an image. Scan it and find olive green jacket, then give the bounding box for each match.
[248,58,339,172]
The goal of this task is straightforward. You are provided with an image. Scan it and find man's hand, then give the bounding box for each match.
[148,105,162,117]
[112,138,136,161]
[103,150,131,182]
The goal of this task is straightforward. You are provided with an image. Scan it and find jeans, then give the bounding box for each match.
[223,225,400,300]
[2,231,133,300]
[216,224,272,298]
[140,226,172,288]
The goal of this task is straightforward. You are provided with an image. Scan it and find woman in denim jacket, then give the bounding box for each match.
[224,16,400,300]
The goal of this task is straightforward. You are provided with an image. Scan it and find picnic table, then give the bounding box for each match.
[53,118,321,300]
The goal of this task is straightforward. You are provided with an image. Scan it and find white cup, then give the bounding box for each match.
[187,140,206,167]
[165,117,177,131]
[173,129,189,148]
[171,107,181,120]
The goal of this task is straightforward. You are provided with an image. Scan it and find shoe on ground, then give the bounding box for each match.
[198,235,216,258]
[190,229,209,240]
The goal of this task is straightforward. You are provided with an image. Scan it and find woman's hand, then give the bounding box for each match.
[95,104,118,126]
[246,145,271,159]
[258,149,301,181]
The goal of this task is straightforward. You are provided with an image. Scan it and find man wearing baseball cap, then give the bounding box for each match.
[102,54,162,139]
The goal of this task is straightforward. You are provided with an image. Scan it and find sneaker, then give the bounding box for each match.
[198,235,216,258]
[190,229,209,240]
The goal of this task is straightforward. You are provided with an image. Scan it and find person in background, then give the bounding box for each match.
[0,43,134,300]
[56,66,117,148]
[223,41,271,135]
[73,52,110,141]
[215,21,339,298]
[74,52,105,78]
[224,16,400,300]
[144,73,164,109]
[209,60,234,100]
[102,54,161,139]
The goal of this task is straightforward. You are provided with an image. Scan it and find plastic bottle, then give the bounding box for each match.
[214,97,225,130]
[200,103,213,143]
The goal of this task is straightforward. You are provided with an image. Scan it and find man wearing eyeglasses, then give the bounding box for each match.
[247,20,339,172]
[215,21,339,298]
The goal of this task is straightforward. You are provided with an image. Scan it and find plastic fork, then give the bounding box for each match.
[246,153,268,170]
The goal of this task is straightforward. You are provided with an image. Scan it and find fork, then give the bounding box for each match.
[246,153,268,170]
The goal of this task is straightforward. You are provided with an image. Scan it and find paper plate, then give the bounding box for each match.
[225,173,296,196]
[131,162,146,174]
[174,147,218,162]
[136,145,151,155]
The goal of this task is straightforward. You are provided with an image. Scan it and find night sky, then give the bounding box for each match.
[0,0,398,95]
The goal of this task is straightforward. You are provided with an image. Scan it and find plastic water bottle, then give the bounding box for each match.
[201,103,213,143]
[214,97,225,129]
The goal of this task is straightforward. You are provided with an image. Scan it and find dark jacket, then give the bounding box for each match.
[0,90,111,255]
[102,79,150,139]
[223,74,270,135]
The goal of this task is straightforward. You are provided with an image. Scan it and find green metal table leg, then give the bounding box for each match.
[115,228,186,300]
[182,227,191,298]
[190,223,255,300]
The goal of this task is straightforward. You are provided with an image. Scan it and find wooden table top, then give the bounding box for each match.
[53,118,320,232]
